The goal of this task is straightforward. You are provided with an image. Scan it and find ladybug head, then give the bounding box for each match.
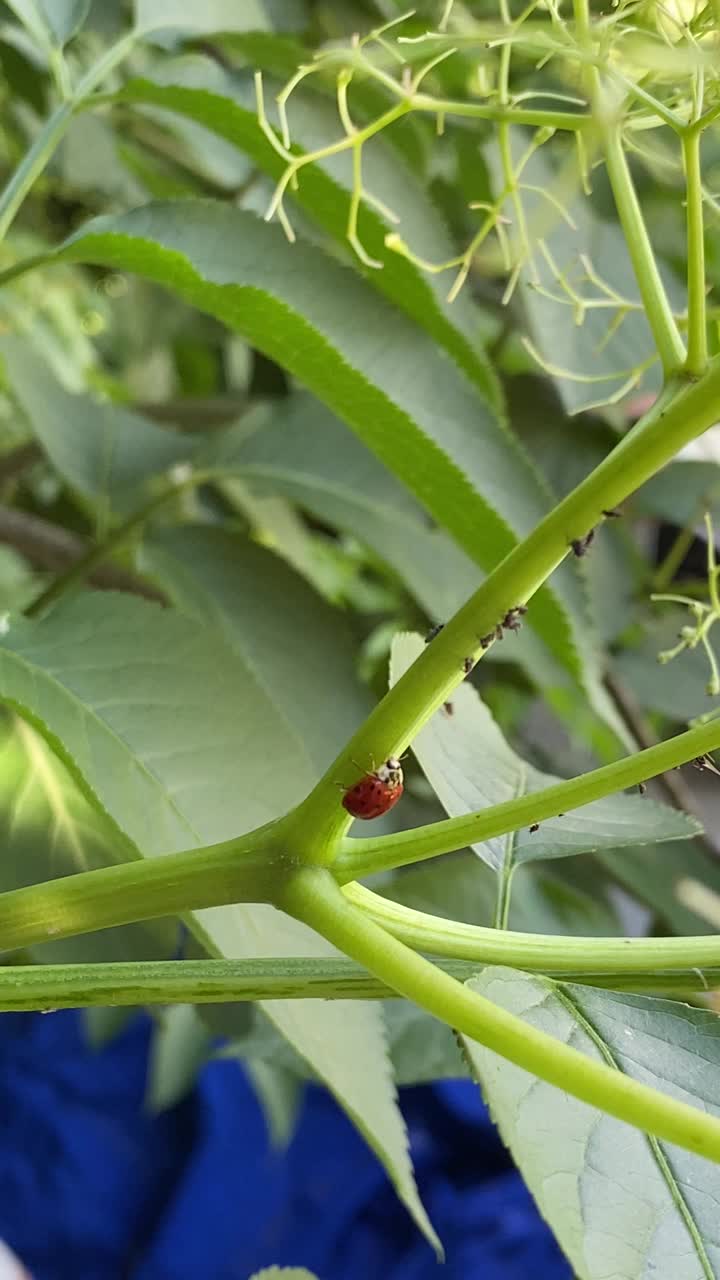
[376,757,403,784]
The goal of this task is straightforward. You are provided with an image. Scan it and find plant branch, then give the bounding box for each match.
[0,956,485,1010]
[0,831,283,955]
[0,505,166,603]
[287,363,720,864]
[334,719,720,881]
[683,127,707,376]
[24,470,212,618]
[602,129,686,375]
[282,867,720,1164]
[345,882,720,982]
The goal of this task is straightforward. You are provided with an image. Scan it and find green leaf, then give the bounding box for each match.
[391,633,700,872]
[0,592,316,852]
[141,524,374,772]
[0,594,437,1253]
[191,902,441,1255]
[600,840,720,936]
[134,0,303,38]
[244,1057,302,1147]
[636,460,720,528]
[146,1003,212,1110]
[205,396,482,621]
[52,200,589,692]
[0,335,192,510]
[0,711,175,964]
[5,0,90,48]
[37,0,90,45]
[461,968,720,1280]
[110,56,500,409]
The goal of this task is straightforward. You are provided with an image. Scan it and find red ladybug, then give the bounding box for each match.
[342,757,404,820]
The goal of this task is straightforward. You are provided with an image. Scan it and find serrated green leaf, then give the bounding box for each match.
[462,968,720,1280]
[0,595,437,1253]
[0,335,192,511]
[141,524,373,773]
[391,633,700,872]
[110,56,500,409]
[51,200,592,695]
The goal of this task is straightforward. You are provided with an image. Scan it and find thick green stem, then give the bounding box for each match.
[289,367,720,863]
[0,956,484,1010]
[335,718,720,881]
[683,127,707,376]
[0,833,282,954]
[346,881,720,981]
[0,955,710,1012]
[282,868,720,1163]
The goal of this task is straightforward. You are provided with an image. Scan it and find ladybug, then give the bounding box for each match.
[342,757,404,820]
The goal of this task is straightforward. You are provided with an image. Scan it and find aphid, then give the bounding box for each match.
[425,622,444,644]
[691,754,720,778]
[443,701,454,716]
[342,757,404,820]
[529,823,539,833]
[480,624,504,649]
[638,782,646,796]
[571,529,595,557]
[602,508,622,518]
[463,656,474,675]
[502,605,527,633]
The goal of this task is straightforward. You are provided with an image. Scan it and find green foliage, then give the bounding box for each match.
[1,0,720,1270]
[462,968,720,1280]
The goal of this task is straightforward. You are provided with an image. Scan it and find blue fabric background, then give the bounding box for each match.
[0,1009,572,1279]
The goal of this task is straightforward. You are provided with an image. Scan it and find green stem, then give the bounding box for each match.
[571,0,684,375]
[683,127,707,376]
[0,956,484,1010]
[335,718,720,881]
[282,867,720,1164]
[0,832,282,954]
[25,470,212,618]
[346,881,720,979]
[410,94,588,130]
[289,368,720,864]
[0,955,709,1011]
[0,32,137,247]
[603,130,686,375]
